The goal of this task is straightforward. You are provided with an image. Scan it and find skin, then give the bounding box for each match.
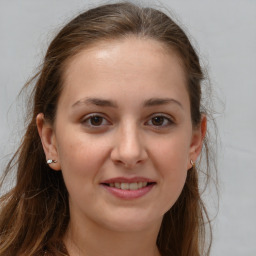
[37,37,206,256]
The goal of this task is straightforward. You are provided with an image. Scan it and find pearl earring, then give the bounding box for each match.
[46,159,57,164]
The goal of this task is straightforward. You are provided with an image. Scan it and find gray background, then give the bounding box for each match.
[0,0,256,255]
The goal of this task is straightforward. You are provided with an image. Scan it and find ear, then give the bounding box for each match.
[187,115,207,169]
[36,113,61,171]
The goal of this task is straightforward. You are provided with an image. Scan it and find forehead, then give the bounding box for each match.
[59,37,189,109]
[63,37,185,82]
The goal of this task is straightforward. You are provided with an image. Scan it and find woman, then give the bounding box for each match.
[0,2,216,256]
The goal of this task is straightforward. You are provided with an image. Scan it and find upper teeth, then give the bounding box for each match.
[109,182,148,190]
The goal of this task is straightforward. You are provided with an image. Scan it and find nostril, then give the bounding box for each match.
[110,138,148,168]
[113,159,126,166]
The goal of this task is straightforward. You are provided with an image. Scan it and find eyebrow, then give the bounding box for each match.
[72,97,183,109]
[72,97,118,108]
[143,98,183,109]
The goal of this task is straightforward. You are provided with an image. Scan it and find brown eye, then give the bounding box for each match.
[90,116,103,126]
[151,116,165,126]
[82,114,110,128]
[146,114,174,128]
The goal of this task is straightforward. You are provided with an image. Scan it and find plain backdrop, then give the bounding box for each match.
[0,0,256,255]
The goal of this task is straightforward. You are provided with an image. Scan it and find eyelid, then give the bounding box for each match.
[150,112,174,119]
[80,112,175,129]
[145,113,175,127]
[81,113,111,127]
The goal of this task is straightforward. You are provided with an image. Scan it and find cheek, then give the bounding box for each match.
[56,132,108,182]
[155,140,188,184]
[150,133,191,209]
[56,136,110,211]
[151,130,191,171]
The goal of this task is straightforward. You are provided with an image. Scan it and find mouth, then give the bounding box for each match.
[102,181,156,190]
[100,178,156,199]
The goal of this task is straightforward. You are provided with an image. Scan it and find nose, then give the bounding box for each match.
[110,122,148,168]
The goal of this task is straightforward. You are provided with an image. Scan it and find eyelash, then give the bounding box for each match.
[81,114,111,127]
[81,113,174,129]
[145,114,174,128]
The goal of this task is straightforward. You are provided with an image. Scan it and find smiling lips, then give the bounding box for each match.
[108,181,148,190]
[101,177,156,199]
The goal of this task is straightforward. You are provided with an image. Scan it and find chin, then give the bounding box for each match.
[98,210,163,233]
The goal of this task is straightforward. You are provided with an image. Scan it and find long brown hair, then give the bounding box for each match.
[0,2,216,256]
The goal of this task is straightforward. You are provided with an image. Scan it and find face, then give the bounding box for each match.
[38,37,204,233]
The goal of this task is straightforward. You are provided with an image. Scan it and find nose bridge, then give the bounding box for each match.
[121,121,140,153]
[111,118,147,167]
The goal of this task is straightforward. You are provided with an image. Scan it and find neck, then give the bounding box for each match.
[63,212,162,256]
